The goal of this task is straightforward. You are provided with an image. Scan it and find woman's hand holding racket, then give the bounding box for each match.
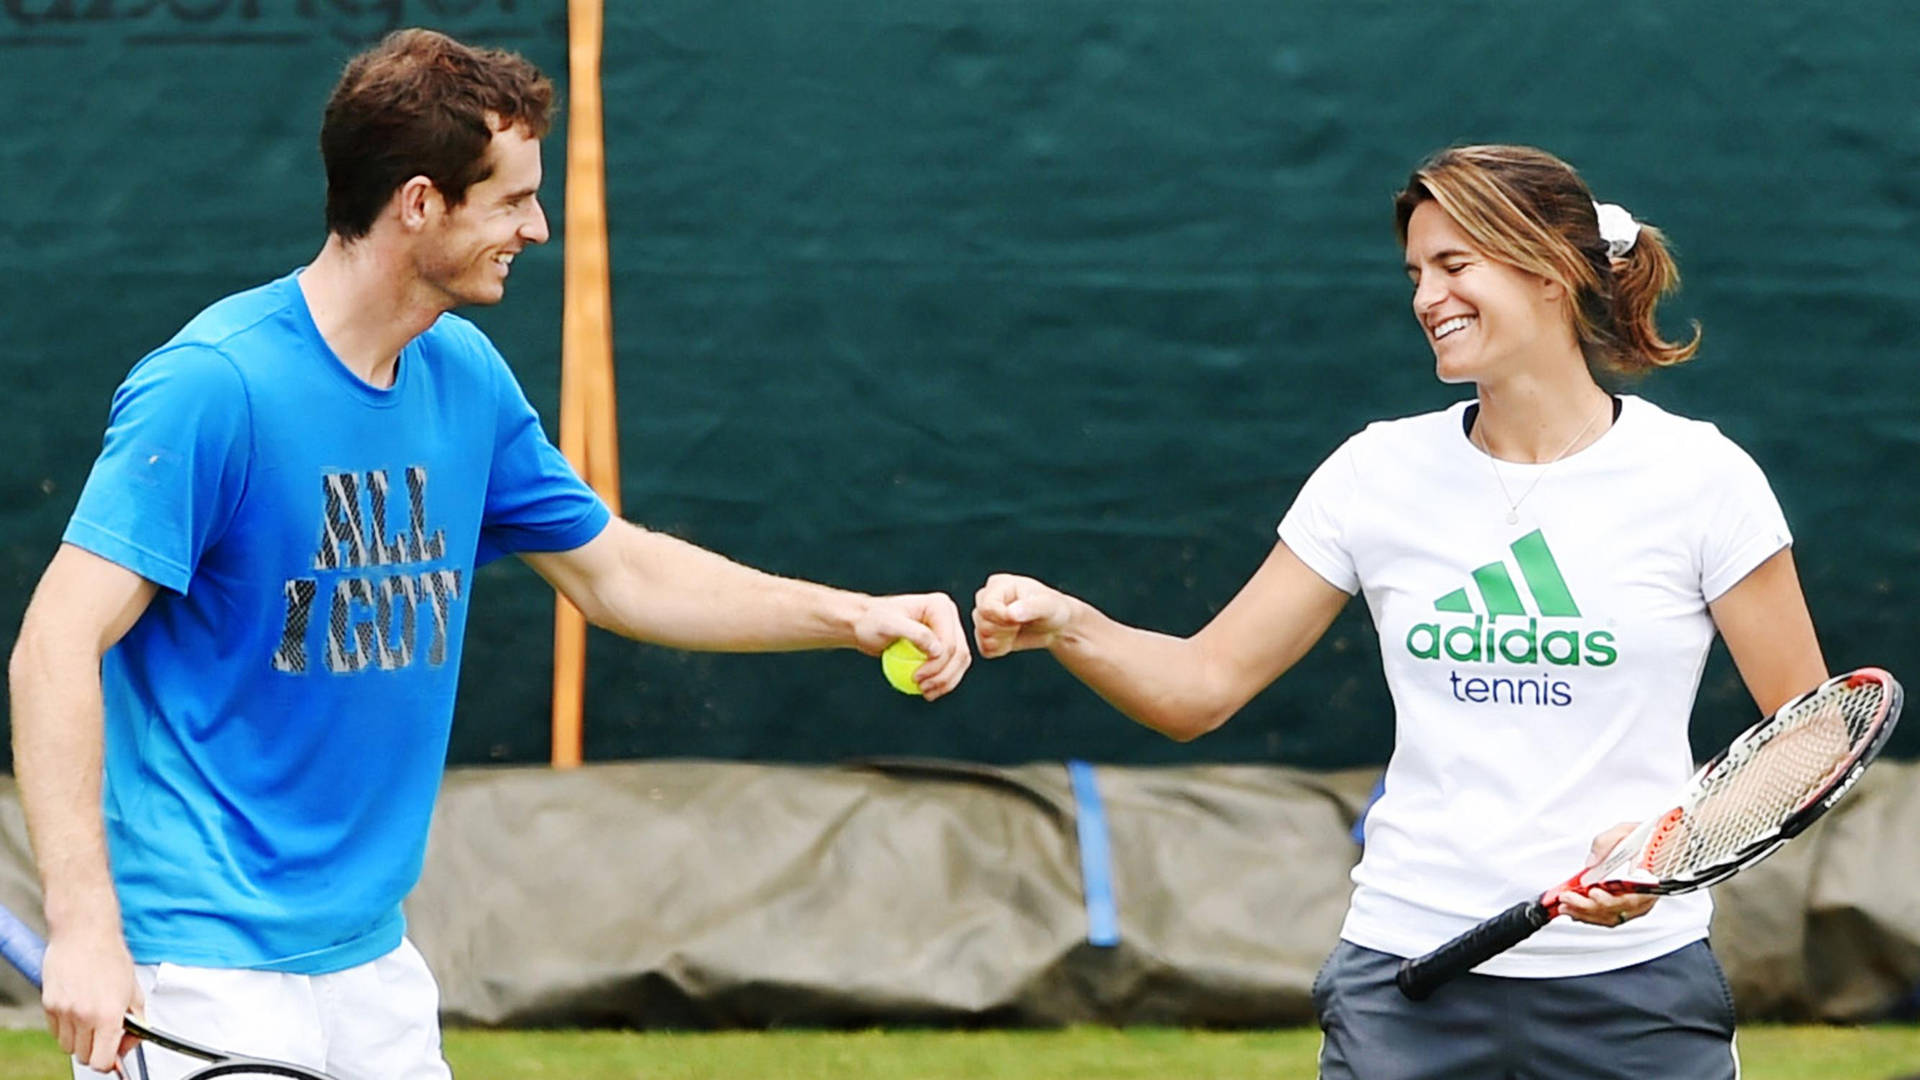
[1397,667,1903,1001]
[1557,822,1659,928]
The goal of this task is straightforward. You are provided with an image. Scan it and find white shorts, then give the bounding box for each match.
[73,938,451,1080]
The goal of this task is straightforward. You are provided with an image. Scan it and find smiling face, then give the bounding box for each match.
[415,122,549,308]
[1403,200,1571,385]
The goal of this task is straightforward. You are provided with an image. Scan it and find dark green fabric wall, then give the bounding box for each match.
[3,1,1915,767]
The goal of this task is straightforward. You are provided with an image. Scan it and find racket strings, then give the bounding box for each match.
[1647,682,1886,878]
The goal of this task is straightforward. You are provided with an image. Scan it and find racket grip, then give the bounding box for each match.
[0,903,47,988]
[1396,899,1552,1000]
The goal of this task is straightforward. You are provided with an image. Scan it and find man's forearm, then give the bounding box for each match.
[590,524,875,652]
[9,630,120,936]
[604,528,871,650]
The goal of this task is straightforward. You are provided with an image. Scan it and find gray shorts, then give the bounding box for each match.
[1313,939,1737,1080]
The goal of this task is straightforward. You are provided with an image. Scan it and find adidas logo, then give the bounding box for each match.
[1406,529,1617,667]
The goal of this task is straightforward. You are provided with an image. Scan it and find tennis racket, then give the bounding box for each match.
[0,902,337,1079]
[1397,666,1903,1001]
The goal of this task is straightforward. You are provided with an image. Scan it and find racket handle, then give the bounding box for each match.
[1396,899,1552,1000]
[0,903,47,988]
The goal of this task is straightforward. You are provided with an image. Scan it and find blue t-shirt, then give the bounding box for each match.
[63,270,610,973]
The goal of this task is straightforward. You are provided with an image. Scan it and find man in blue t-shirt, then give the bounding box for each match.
[10,29,972,1079]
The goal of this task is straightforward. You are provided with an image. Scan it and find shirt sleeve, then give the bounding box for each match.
[1697,433,1793,602]
[63,345,252,595]
[1275,436,1362,595]
[474,345,611,565]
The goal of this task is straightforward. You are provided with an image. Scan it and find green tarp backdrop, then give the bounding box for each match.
[2,1,1915,768]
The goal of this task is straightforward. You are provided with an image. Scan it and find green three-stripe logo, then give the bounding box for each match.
[1407,529,1616,668]
[1433,530,1581,618]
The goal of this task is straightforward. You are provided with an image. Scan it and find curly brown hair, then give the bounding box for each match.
[321,28,555,241]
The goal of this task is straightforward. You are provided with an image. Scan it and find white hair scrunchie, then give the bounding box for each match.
[1593,201,1641,259]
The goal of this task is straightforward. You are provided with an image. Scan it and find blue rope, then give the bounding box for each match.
[1067,759,1120,947]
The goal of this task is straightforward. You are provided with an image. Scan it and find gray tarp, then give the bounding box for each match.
[2,762,1916,1027]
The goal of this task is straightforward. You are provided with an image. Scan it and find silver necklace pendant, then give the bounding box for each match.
[1476,400,1607,530]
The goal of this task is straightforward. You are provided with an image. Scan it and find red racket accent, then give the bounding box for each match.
[1638,806,1689,875]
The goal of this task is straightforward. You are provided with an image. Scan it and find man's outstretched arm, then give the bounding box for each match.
[521,519,972,699]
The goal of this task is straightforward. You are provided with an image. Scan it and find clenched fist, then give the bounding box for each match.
[971,574,1080,659]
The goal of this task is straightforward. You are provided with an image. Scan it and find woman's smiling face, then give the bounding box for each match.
[1403,200,1569,385]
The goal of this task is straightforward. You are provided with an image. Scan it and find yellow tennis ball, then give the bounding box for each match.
[881,638,928,696]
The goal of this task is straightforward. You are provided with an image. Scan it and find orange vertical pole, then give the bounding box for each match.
[554,0,617,768]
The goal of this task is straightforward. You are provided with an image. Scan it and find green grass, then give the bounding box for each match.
[0,1024,1914,1078]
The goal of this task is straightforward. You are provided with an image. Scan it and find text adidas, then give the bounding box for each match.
[1404,615,1616,667]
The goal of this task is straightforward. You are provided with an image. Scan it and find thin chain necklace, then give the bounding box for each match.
[1473,402,1606,525]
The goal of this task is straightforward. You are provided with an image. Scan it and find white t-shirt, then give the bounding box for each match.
[1278,394,1792,977]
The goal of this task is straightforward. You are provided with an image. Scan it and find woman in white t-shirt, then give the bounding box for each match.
[971,145,1825,1078]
